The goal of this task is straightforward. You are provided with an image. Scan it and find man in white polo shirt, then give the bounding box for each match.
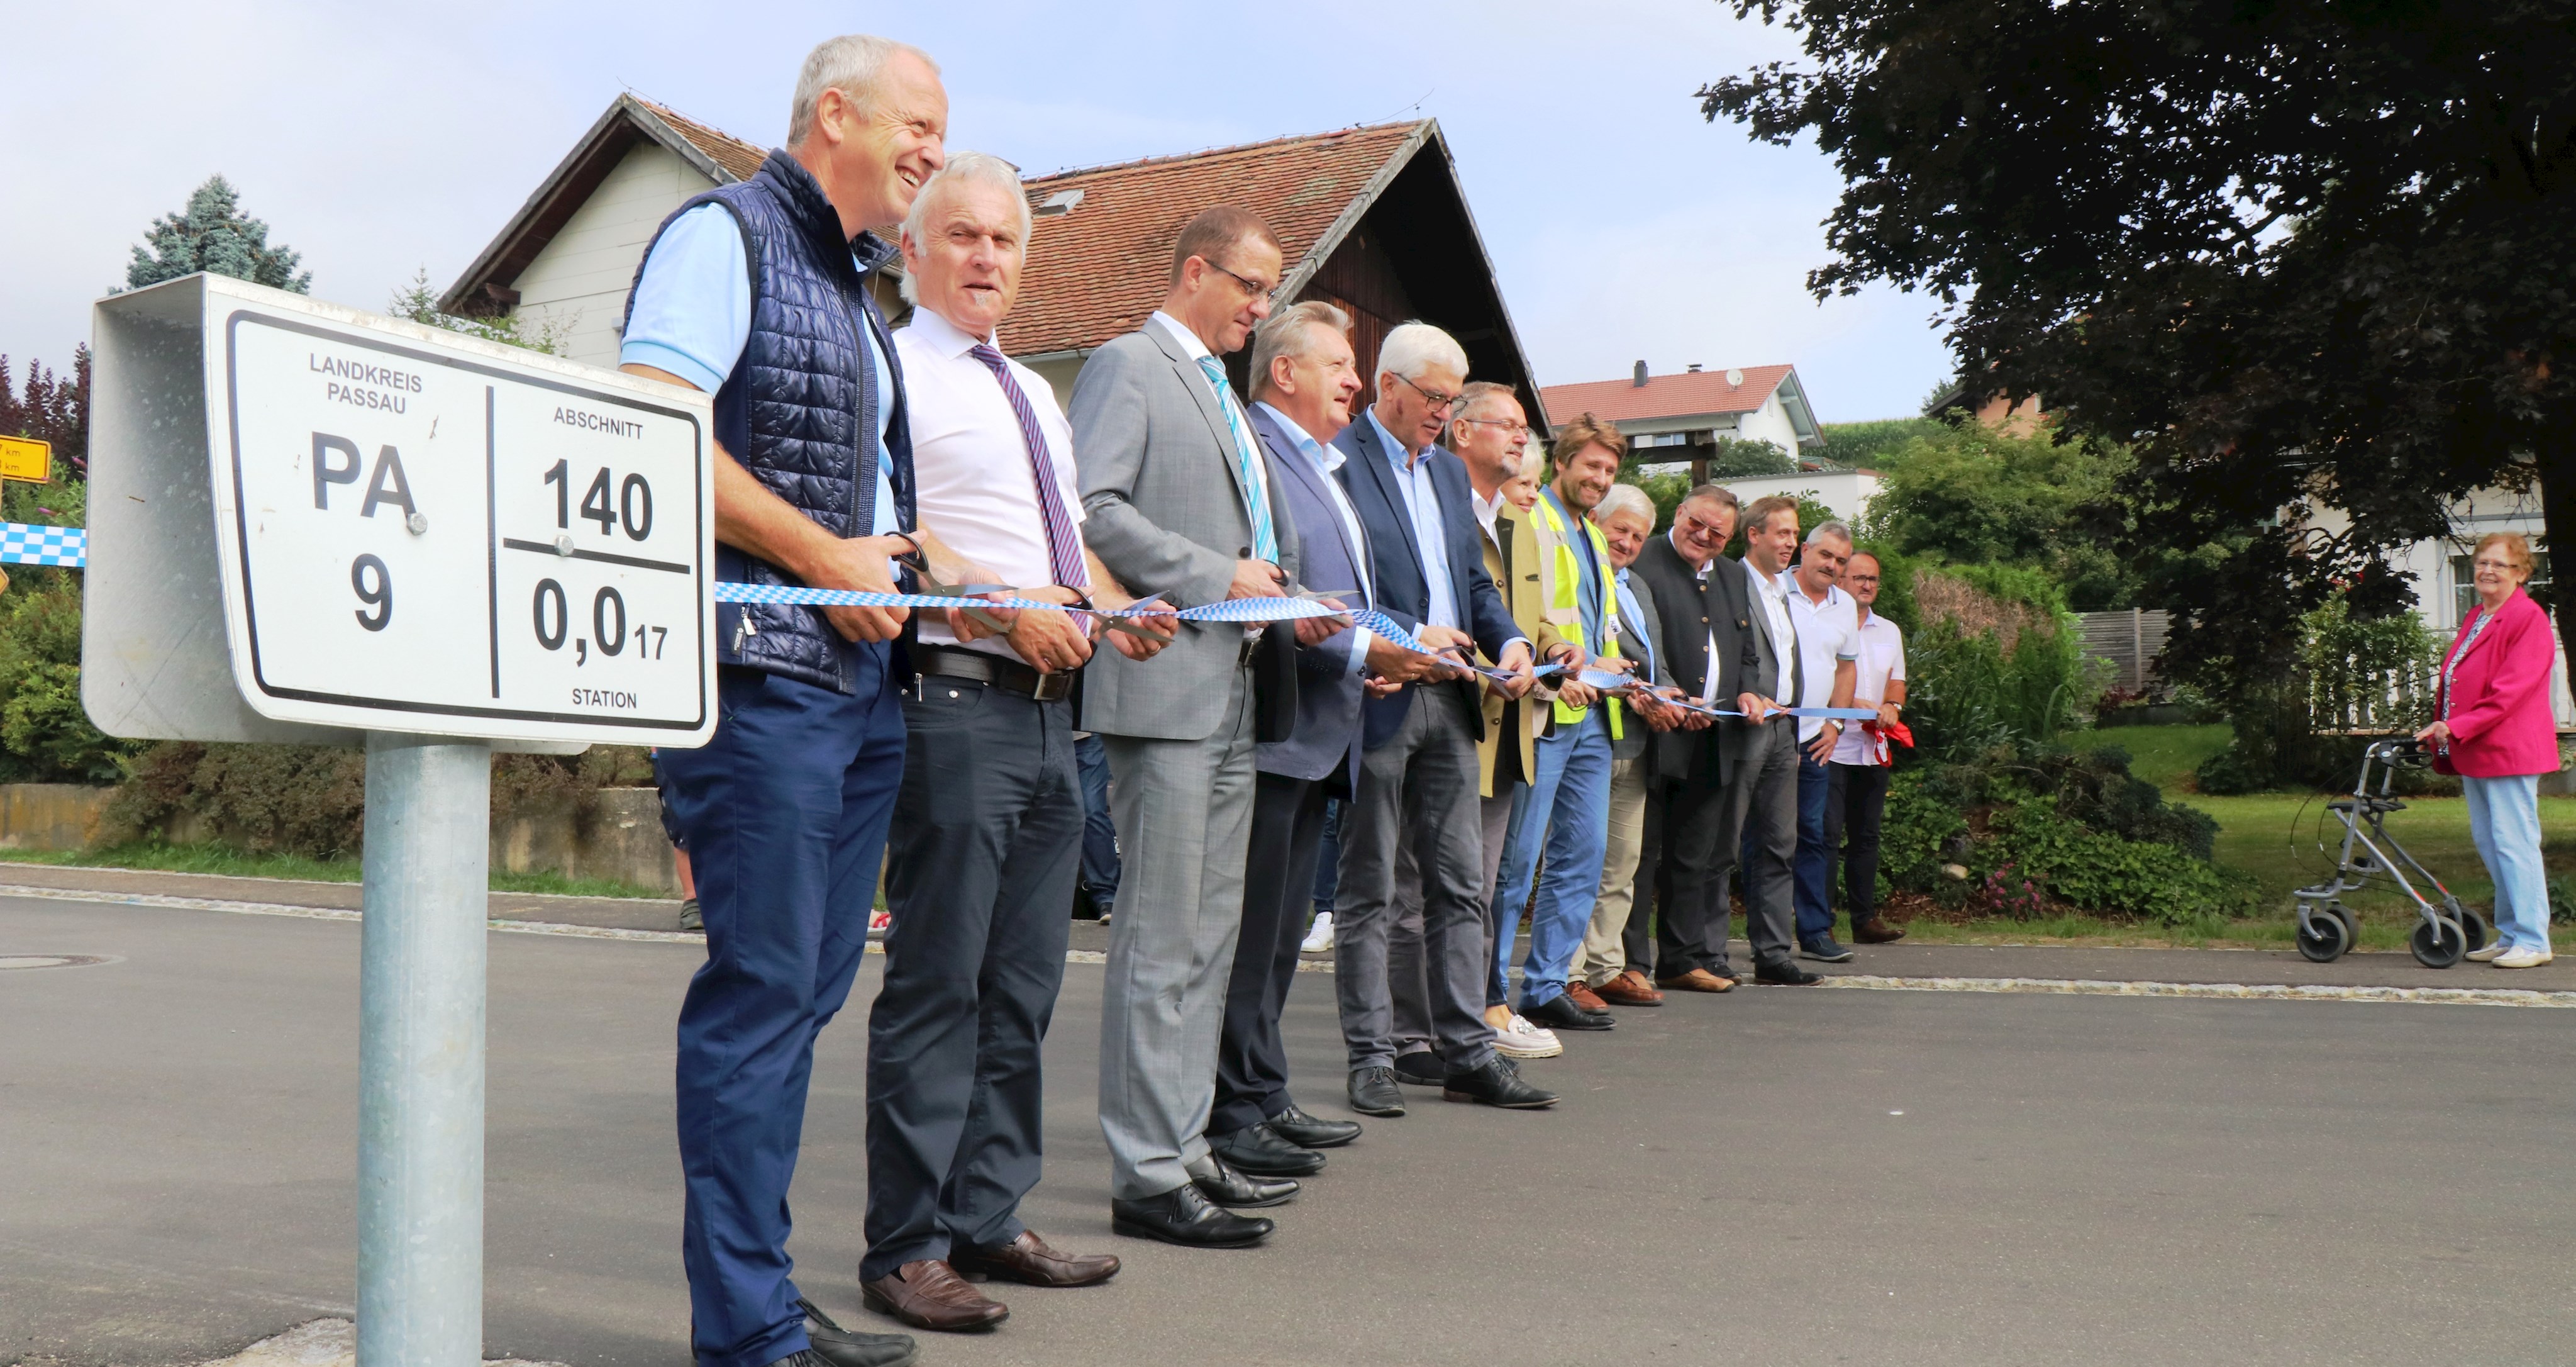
[1829,549,1909,945]
[1777,520,1861,962]
[862,151,1161,1333]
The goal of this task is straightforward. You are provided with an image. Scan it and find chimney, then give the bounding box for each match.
[1631,360,1648,387]
[1687,363,1702,373]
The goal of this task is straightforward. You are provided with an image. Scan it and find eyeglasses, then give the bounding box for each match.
[1388,370,1460,413]
[1457,416,1530,437]
[1203,259,1281,303]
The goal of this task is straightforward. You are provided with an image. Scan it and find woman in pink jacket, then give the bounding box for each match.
[2416,533,2561,968]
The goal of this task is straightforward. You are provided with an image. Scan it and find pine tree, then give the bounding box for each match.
[123,176,310,294]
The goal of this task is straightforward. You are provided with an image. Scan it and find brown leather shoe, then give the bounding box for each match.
[1596,969,1664,1007]
[860,1259,1008,1332]
[1564,980,1611,1013]
[951,1229,1120,1288]
[1656,967,1736,993]
[1853,917,1907,944]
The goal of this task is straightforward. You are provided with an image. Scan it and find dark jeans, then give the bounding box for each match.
[1824,762,1892,922]
[1075,733,1120,902]
[1214,772,1331,1135]
[1312,797,1342,919]
[658,657,904,1367]
[1789,750,1837,942]
[864,679,1081,1281]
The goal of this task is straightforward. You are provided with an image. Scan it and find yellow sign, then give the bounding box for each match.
[0,436,50,484]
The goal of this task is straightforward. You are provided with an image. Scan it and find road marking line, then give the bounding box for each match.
[1815,973,2576,1008]
[25,885,2561,1003]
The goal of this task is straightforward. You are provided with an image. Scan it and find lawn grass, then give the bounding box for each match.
[1909,721,2571,952]
[0,840,670,901]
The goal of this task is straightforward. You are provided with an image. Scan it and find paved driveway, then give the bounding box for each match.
[5,896,2572,1367]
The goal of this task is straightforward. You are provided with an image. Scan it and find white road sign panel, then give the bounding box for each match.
[213,302,714,745]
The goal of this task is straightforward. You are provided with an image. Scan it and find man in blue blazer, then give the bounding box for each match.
[1328,321,1554,1115]
[1209,302,1450,1175]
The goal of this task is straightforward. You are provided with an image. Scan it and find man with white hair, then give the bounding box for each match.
[860,152,1157,1331]
[619,33,945,1367]
[1331,321,1552,1115]
[1779,519,1862,962]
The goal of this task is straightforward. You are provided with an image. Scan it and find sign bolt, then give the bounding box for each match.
[553,535,575,556]
[407,512,430,535]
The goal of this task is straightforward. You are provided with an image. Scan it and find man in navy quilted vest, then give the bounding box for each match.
[620,33,960,1367]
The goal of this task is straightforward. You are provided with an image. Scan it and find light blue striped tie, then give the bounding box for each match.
[1197,356,1278,563]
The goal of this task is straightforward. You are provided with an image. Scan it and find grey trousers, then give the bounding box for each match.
[1711,718,1802,973]
[1097,671,1257,1201]
[1391,779,1518,1054]
[1334,686,1499,1072]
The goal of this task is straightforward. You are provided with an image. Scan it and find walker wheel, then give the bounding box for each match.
[2411,918,2467,969]
[2324,901,2360,946]
[2457,909,2494,953]
[2297,908,2353,963]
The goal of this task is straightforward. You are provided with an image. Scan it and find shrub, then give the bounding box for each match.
[0,575,129,783]
[108,742,369,857]
[1984,793,2255,924]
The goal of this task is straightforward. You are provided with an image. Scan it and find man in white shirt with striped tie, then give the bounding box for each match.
[864,152,1159,1332]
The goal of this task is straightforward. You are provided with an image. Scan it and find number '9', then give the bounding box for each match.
[352,554,392,632]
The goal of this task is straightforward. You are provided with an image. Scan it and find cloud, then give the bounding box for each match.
[1,0,1953,424]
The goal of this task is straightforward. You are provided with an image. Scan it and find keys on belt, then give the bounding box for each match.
[911,642,1076,702]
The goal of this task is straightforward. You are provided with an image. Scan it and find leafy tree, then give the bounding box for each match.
[1700,1,2576,784]
[1704,435,1796,477]
[1867,421,2137,610]
[387,268,566,354]
[1820,416,1946,470]
[123,176,310,294]
[0,349,89,475]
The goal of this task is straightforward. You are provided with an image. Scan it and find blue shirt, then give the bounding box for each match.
[1368,409,1458,630]
[1543,488,1607,655]
[1614,567,1655,683]
[621,203,897,537]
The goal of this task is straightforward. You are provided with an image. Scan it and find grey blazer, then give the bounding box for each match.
[1071,324,1301,742]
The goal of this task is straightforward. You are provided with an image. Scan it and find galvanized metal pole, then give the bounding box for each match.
[357,733,491,1367]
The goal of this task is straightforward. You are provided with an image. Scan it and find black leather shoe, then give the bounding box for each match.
[1110,1184,1274,1249]
[1442,1056,1558,1109]
[1186,1152,1299,1207]
[1208,1120,1325,1176]
[1269,1102,1360,1149]
[792,1298,919,1367]
[1521,993,1613,1032]
[1799,935,1856,963]
[1755,962,1824,985]
[1348,1066,1406,1117]
[1391,1051,1445,1086]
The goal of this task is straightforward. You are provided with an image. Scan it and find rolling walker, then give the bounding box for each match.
[2292,738,2491,967]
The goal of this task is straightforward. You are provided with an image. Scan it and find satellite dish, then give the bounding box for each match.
[1725,367,1745,386]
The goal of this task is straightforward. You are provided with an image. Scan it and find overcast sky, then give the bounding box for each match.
[2,1,1953,421]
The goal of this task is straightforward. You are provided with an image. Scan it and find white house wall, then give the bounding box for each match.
[1713,471,1883,527]
[508,142,716,370]
[1736,393,1803,455]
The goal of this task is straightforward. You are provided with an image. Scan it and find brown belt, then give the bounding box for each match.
[912,642,1077,703]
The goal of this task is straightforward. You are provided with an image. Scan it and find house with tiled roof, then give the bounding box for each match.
[1539,360,1823,470]
[442,96,1543,420]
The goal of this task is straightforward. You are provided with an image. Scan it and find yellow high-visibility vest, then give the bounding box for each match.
[1531,494,1624,739]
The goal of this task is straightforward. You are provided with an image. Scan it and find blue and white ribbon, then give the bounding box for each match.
[0,522,85,567]
[716,581,1340,622]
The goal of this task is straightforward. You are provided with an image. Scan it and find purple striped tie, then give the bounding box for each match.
[969,343,1090,590]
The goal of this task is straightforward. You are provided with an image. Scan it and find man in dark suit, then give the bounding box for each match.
[1628,483,1767,990]
[1330,321,1554,1115]
[1209,301,1448,1176]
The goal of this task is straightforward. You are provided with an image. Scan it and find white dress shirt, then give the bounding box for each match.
[1679,530,1724,703]
[896,308,1087,659]
[1255,400,1374,675]
[1779,569,1860,741]
[1831,610,1907,765]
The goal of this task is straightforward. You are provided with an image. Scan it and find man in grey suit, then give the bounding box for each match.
[1718,494,1827,986]
[1209,302,1448,1178]
[1331,322,1555,1115]
[1072,206,1343,1247]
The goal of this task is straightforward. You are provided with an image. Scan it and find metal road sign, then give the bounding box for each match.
[86,273,716,749]
[0,434,49,483]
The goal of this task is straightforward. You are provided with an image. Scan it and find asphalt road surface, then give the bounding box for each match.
[6,895,2573,1367]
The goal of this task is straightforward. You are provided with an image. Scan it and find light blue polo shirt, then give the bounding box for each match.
[621,203,897,536]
